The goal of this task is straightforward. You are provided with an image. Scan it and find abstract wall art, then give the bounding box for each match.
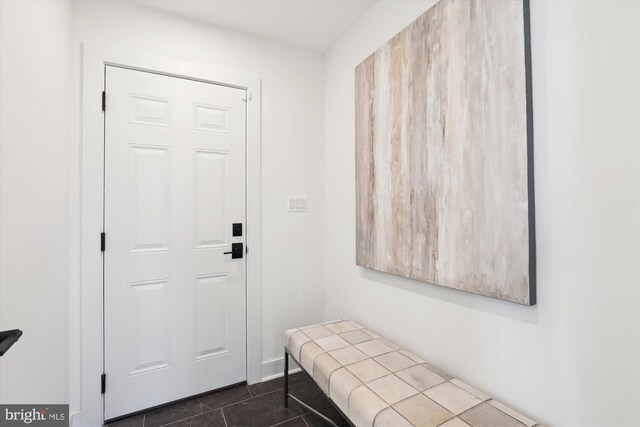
[355,0,535,304]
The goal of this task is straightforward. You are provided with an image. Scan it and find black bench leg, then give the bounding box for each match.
[284,348,289,409]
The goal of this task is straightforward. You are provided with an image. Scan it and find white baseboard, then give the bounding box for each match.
[260,356,300,382]
[69,410,81,427]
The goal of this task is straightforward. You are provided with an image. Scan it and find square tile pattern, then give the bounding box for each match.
[286,320,541,427]
[104,371,349,427]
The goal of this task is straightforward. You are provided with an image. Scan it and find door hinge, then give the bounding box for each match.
[246,245,249,255]
[100,232,105,252]
[101,373,106,394]
[102,91,106,112]
[242,91,252,102]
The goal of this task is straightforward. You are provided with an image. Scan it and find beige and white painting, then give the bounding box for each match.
[355,0,535,305]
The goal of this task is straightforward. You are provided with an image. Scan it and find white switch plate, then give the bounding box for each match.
[287,195,307,212]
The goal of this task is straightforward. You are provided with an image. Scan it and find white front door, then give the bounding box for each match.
[103,65,247,420]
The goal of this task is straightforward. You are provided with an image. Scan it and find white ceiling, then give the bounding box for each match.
[131,0,377,53]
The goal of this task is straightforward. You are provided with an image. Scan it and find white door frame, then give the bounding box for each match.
[79,44,262,427]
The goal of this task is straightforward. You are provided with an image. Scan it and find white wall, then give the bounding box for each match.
[1,1,638,425]
[323,1,639,426]
[0,0,72,403]
[1,0,325,416]
[70,0,325,386]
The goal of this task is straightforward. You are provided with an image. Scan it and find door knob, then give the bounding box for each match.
[224,243,243,259]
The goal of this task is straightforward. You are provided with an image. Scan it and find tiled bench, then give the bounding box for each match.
[284,320,541,427]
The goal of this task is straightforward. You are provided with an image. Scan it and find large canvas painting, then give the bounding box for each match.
[355,0,535,305]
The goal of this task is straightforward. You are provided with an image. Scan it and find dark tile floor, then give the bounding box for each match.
[105,371,350,427]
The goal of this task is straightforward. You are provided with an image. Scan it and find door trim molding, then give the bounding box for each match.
[79,44,262,426]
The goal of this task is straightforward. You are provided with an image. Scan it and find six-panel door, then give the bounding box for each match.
[104,66,247,419]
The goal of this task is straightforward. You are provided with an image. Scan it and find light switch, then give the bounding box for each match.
[287,195,307,212]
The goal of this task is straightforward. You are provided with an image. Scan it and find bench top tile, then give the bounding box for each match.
[393,393,454,427]
[285,320,540,427]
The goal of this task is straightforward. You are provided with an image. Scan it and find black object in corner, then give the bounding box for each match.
[0,329,23,357]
